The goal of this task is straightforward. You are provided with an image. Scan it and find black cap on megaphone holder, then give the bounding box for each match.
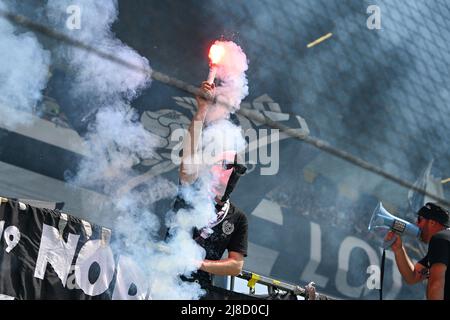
[417,202,450,227]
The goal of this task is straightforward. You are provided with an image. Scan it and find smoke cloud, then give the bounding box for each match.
[202,119,247,164]
[157,39,249,298]
[45,0,151,133]
[0,0,51,127]
[43,0,211,299]
[1,0,249,299]
[205,40,249,124]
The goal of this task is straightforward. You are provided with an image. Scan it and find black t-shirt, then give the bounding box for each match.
[193,202,248,260]
[170,195,248,286]
[418,229,450,300]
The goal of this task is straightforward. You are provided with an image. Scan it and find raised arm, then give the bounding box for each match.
[386,231,426,284]
[179,81,215,185]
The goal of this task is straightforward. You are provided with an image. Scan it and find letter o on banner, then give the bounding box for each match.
[335,236,379,298]
[75,240,115,296]
[112,256,148,300]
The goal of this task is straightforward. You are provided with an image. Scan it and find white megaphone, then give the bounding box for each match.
[368,202,421,248]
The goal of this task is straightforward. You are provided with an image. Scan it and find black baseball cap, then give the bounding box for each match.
[417,202,450,227]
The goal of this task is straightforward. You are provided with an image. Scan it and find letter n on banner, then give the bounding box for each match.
[34,224,80,287]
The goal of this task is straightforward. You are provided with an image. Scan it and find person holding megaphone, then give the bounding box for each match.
[385,203,450,300]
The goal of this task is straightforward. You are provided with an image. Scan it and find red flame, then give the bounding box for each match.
[208,43,225,65]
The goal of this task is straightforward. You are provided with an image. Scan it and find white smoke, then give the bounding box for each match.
[1,0,250,299]
[202,40,249,193]
[201,119,247,165]
[205,40,249,124]
[0,0,51,127]
[72,106,157,193]
[44,0,210,299]
[151,40,249,299]
[46,0,151,105]
[155,40,249,299]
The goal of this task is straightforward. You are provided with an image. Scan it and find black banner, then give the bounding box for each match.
[0,198,265,300]
[0,198,115,299]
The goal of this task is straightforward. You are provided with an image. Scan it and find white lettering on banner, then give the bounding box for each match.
[0,294,15,300]
[335,237,379,298]
[34,224,80,286]
[300,222,329,287]
[112,256,149,300]
[1,222,21,253]
[75,240,115,296]
[3,226,21,253]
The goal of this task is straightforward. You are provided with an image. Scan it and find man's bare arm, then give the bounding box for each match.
[199,251,244,277]
[179,82,214,185]
[387,231,424,284]
[427,263,446,300]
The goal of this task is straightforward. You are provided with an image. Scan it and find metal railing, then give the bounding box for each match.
[233,269,336,300]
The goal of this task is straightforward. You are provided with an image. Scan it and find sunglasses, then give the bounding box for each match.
[214,160,247,174]
[214,160,235,170]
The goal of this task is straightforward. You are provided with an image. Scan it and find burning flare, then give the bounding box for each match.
[209,43,225,65]
[207,42,225,84]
